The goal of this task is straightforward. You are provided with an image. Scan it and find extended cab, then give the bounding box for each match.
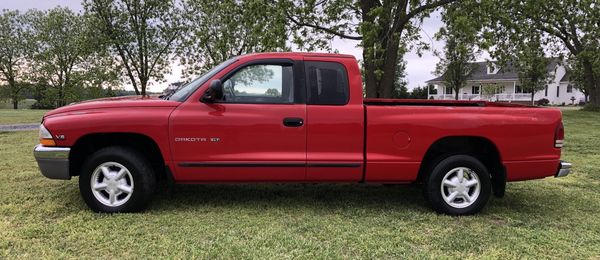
[34,52,571,215]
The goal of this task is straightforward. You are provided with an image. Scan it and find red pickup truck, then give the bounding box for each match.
[34,52,571,215]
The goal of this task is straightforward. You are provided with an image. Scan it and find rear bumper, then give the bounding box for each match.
[33,145,71,180]
[555,161,572,178]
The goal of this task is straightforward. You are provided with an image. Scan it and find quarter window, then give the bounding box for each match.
[305,61,349,105]
[221,64,294,104]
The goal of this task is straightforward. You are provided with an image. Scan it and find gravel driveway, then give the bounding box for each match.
[0,123,39,132]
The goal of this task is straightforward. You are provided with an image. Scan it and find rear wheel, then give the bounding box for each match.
[425,155,491,215]
[79,146,156,213]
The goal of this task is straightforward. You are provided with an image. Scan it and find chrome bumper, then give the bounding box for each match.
[33,145,71,180]
[555,161,572,178]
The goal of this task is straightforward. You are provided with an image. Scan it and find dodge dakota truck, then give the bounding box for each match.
[34,52,571,215]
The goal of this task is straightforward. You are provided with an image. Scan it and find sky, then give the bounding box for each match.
[0,0,446,91]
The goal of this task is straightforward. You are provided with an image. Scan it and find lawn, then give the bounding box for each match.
[0,109,47,125]
[0,110,599,258]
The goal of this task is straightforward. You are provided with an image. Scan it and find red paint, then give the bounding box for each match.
[41,52,565,184]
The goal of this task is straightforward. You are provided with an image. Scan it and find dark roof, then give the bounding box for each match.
[427,59,560,83]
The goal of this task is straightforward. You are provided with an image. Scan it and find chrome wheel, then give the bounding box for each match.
[90,162,134,207]
[440,167,481,209]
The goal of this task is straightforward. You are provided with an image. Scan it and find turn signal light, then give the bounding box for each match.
[39,124,56,147]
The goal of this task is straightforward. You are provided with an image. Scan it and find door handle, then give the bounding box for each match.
[283,117,304,127]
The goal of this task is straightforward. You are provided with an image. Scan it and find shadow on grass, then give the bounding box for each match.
[152,183,429,213]
[55,178,578,218]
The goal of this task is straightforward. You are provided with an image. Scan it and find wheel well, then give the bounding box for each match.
[418,136,506,197]
[69,133,166,180]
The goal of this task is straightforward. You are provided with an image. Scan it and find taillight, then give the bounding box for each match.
[554,121,564,148]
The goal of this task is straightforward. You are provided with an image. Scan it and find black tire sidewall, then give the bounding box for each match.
[79,146,156,213]
[426,155,492,215]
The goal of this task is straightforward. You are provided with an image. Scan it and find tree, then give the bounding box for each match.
[513,37,550,104]
[283,0,459,98]
[0,10,33,109]
[393,55,409,98]
[265,88,281,97]
[30,8,97,107]
[481,83,501,101]
[179,0,290,77]
[482,0,600,107]
[84,0,183,96]
[409,86,429,99]
[434,4,478,100]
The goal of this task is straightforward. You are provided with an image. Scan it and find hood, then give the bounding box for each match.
[45,95,181,117]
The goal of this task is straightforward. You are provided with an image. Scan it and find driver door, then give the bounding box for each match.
[169,60,307,182]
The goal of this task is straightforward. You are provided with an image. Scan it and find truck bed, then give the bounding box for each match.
[363,98,532,107]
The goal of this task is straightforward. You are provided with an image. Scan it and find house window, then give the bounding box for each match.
[472,86,480,94]
[515,85,531,93]
[498,86,505,93]
[544,85,548,96]
[567,84,573,93]
[557,86,560,97]
[445,87,453,94]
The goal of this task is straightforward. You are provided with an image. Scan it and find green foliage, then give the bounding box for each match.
[409,86,429,99]
[393,57,409,98]
[179,0,290,77]
[434,2,479,100]
[84,0,183,95]
[481,83,502,101]
[481,0,600,106]
[0,10,33,109]
[284,0,459,98]
[513,36,550,104]
[28,8,116,108]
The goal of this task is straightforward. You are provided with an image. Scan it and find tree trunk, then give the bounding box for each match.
[141,80,147,96]
[582,59,599,106]
[531,92,535,105]
[455,89,459,100]
[12,99,18,109]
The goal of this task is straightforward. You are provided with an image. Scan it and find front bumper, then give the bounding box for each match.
[33,145,71,180]
[555,161,572,178]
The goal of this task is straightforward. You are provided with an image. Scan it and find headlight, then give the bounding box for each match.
[39,124,56,146]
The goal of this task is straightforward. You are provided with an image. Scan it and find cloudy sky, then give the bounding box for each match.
[1,0,446,92]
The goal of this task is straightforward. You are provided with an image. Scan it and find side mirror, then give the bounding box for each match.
[201,79,224,103]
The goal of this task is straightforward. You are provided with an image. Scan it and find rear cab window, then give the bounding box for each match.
[305,61,349,105]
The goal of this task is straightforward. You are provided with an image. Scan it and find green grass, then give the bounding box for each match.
[0,109,47,125]
[1,110,599,258]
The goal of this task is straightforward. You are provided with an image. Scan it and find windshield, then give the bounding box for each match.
[168,57,238,101]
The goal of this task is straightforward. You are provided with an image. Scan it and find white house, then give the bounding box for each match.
[426,60,586,105]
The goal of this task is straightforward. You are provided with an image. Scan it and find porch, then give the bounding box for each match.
[427,81,534,102]
[428,93,533,101]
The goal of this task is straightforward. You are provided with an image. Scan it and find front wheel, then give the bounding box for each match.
[79,146,156,213]
[424,155,491,215]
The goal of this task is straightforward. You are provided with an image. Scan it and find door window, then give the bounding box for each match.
[221,64,294,104]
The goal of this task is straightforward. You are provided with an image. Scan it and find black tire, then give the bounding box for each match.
[424,155,491,215]
[79,146,156,213]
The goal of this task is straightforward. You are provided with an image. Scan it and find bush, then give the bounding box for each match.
[31,100,55,109]
[536,98,549,106]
